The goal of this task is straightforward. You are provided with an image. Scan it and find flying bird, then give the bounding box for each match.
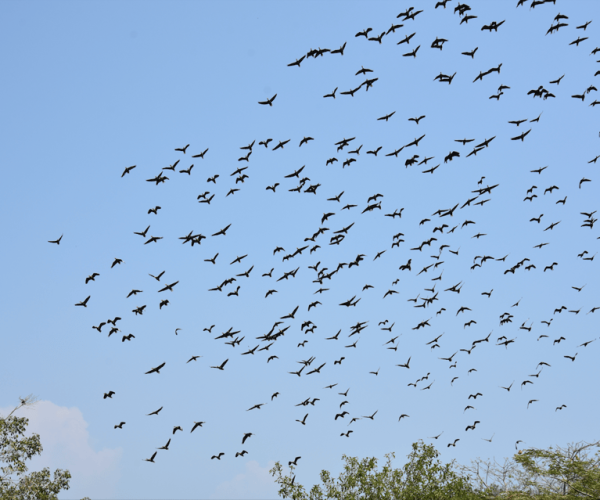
[145,362,165,375]
[211,359,229,370]
[258,94,277,106]
[75,296,90,307]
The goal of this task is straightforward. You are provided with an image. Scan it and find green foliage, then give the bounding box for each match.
[459,441,600,499]
[270,440,480,499]
[271,440,600,500]
[0,399,72,500]
[513,442,600,499]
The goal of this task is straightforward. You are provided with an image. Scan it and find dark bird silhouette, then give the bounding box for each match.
[212,224,231,237]
[211,359,229,370]
[145,362,165,375]
[355,28,373,38]
[192,148,209,159]
[378,111,396,122]
[397,32,416,45]
[158,281,179,292]
[481,20,505,32]
[403,45,420,58]
[368,32,385,44]
[397,357,411,369]
[409,115,426,125]
[287,56,305,68]
[570,37,588,47]
[75,295,90,307]
[462,47,478,58]
[331,42,346,55]
[296,414,308,425]
[121,165,136,177]
[273,139,290,150]
[85,273,99,284]
[322,87,339,99]
[511,129,531,141]
[258,94,277,106]
[386,22,404,34]
[466,421,481,431]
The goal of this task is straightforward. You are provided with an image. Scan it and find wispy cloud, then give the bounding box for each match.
[212,459,278,499]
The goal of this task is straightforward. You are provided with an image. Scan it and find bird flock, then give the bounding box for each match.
[49,0,600,472]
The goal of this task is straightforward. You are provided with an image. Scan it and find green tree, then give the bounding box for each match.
[514,441,600,499]
[0,396,72,500]
[460,440,600,499]
[270,440,481,499]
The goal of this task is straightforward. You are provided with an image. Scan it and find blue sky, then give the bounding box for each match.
[1,1,599,498]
